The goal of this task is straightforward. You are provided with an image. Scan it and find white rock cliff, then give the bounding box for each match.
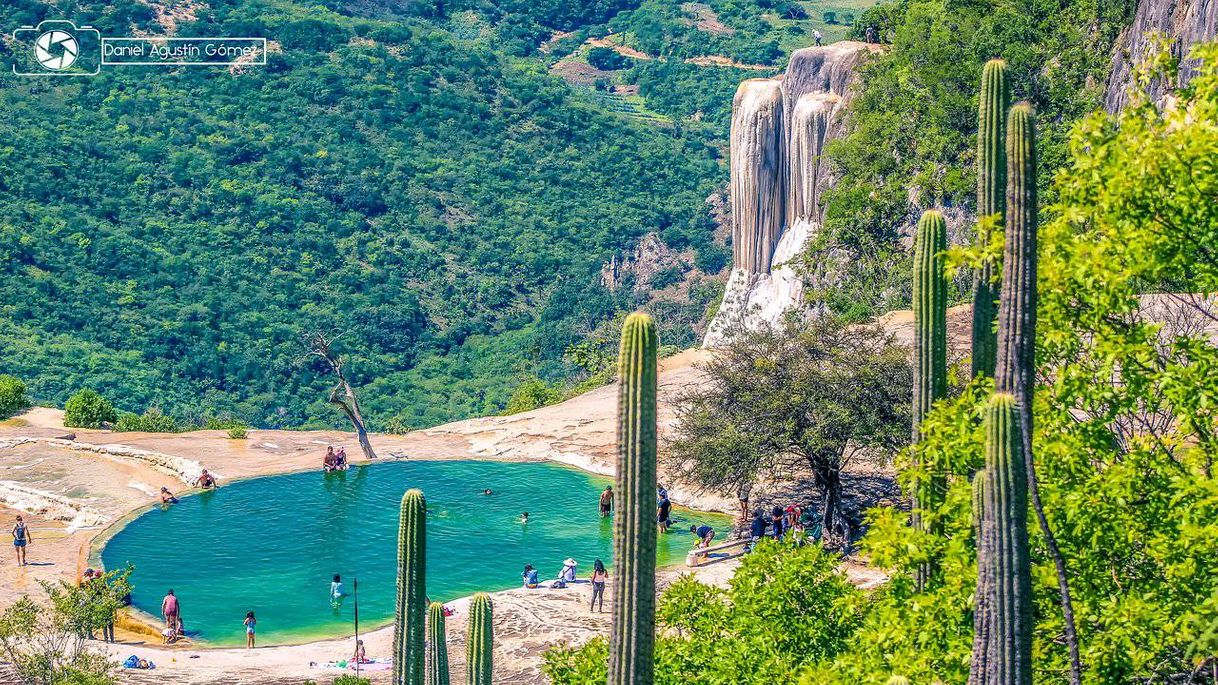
[705,41,879,347]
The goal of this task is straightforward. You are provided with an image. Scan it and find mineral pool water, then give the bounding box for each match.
[101,460,729,646]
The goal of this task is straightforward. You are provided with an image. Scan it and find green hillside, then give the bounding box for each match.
[0,0,818,429]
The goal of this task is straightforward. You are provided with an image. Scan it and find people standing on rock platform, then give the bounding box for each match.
[814,29,823,46]
[736,481,752,521]
[12,515,31,567]
[589,559,608,613]
[161,589,180,635]
[599,485,613,517]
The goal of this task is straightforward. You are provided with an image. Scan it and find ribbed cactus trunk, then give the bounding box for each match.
[974,102,1037,685]
[912,209,948,590]
[466,593,493,685]
[979,394,1032,685]
[968,468,991,685]
[972,59,1008,380]
[427,602,450,685]
[609,312,659,685]
[394,490,427,685]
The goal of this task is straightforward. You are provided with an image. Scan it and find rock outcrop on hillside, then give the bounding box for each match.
[705,41,881,346]
[1105,0,1217,111]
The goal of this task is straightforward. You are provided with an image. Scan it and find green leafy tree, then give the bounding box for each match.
[0,375,29,419]
[667,317,912,539]
[62,390,117,429]
[544,542,862,684]
[0,568,131,685]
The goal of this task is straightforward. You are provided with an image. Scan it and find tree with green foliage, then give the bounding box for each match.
[667,317,912,539]
[0,568,131,685]
[63,390,117,429]
[544,542,862,684]
[587,47,631,71]
[0,375,29,419]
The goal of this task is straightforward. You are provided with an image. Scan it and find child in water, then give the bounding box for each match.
[244,611,256,649]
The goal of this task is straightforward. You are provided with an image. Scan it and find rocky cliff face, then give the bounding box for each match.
[1105,0,1217,111]
[704,41,879,347]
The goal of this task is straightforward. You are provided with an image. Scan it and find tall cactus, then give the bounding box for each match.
[979,394,1032,685]
[609,311,659,685]
[393,489,427,685]
[912,209,948,589]
[974,102,1037,685]
[466,593,493,685]
[972,58,1008,379]
[427,602,450,685]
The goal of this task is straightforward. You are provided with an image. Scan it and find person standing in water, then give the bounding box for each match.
[12,516,31,566]
[196,469,217,489]
[599,486,613,517]
[161,589,180,633]
[589,559,608,613]
[657,493,672,533]
[244,611,256,649]
[330,574,345,601]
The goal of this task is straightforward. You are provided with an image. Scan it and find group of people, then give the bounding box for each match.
[155,469,215,507]
[322,446,350,473]
[748,504,820,547]
[520,557,611,612]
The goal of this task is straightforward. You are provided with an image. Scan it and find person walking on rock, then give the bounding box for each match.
[11,516,31,567]
[161,589,180,632]
[814,29,823,46]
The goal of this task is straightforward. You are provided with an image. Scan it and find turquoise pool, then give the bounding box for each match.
[101,460,728,646]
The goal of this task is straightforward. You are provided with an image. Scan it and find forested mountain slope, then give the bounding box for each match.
[0,0,800,429]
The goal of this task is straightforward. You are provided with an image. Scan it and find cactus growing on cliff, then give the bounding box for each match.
[466,593,494,685]
[609,311,659,685]
[427,602,450,685]
[393,489,427,685]
[972,59,1009,380]
[912,209,948,588]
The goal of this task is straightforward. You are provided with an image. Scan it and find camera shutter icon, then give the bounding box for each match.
[35,30,79,70]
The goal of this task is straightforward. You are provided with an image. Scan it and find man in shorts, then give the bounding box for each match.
[599,486,613,517]
[657,494,672,533]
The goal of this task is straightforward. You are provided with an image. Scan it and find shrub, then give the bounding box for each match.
[63,390,117,429]
[331,676,371,685]
[0,376,29,419]
[823,11,837,23]
[501,376,563,415]
[113,408,178,433]
[587,46,631,71]
[227,425,248,440]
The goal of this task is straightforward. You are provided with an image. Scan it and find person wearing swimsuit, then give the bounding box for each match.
[244,611,256,649]
[589,559,608,613]
[12,516,30,566]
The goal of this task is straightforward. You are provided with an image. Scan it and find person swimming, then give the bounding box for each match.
[520,512,529,524]
[483,488,493,496]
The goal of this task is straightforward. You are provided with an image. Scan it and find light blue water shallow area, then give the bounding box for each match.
[101,460,729,646]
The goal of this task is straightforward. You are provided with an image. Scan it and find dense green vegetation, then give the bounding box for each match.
[0,0,766,430]
[814,0,1134,319]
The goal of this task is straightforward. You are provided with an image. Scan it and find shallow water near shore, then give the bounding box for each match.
[102,459,729,646]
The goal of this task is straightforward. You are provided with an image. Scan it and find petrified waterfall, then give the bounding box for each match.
[730,79,786,275]
[705,41,876,347]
